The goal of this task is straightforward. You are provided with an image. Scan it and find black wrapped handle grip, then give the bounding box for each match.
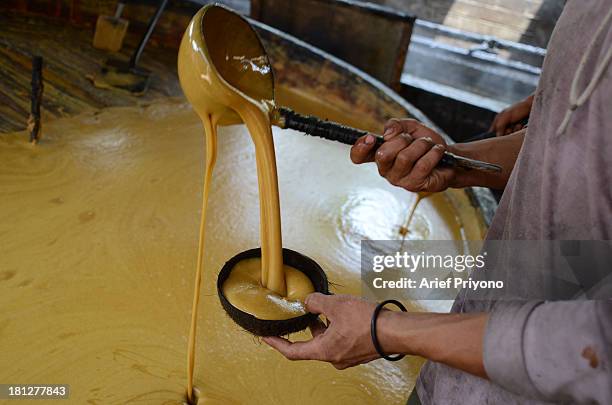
[277,107,502,173]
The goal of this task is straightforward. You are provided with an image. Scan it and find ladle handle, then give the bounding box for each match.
[276,107,502,173]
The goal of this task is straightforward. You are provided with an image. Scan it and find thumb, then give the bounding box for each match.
[384,118,423,140]
[350,134,377,164]
[304,293,333,316]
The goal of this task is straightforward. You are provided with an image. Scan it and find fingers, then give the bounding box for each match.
[385,136,433,184]
[491,99,531,137]
[263,334,357,369]
[412,144,446,180]
[304,293,334,316]
[354,119,443,167]
[350,134,377,164]
[354,119,453,192]
[488,116,498,133]
[399,145,450,191]
[265,295,380,370]
[495,116,511,137]
[262,336,323,361]
[383,119,403,140]
[375,133,413,176]
[383,118,422,140]
[380,137,449,191]
[497,119,525,136]
[489,113,505,134]
[333,363,351,370]
[490,107,512,136]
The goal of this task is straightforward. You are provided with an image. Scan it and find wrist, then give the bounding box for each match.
[375,311,489,378]
[376,311,424,357]
[447,141,513,190]
[446,143,482,188]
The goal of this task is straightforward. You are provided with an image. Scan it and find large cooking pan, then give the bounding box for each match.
[0,2,495,404]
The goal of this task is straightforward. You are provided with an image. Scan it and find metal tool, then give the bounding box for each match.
[274,108,502,173]
[179,4,502,174]
[93,0,167,95]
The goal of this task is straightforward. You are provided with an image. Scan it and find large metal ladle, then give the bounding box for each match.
[177,3,331,344]
[178,3,502,173]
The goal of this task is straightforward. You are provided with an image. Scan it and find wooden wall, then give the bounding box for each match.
[4,0,564,48]
[365,0,565,48]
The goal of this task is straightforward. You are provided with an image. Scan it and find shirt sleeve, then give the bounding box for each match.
[483,300,612,404]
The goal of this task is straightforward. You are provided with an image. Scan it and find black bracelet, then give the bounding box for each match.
[370,299,408,361]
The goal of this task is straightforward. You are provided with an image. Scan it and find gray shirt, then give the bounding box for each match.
[417,1,612,403]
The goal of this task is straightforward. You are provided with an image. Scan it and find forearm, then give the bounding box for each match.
[378,311,489,378]
[447,129,526,190]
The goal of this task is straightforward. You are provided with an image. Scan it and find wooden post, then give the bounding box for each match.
[28,56,43,144]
